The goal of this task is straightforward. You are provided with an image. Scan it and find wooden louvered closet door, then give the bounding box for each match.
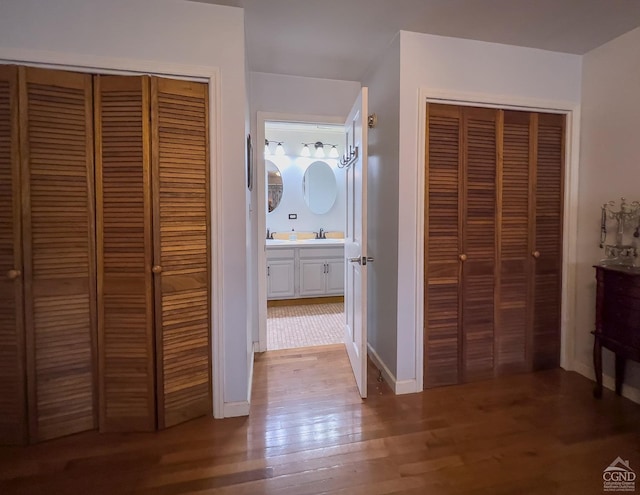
[425,103,565,389]
[461,107,497,383]
[151,77,211,428]
[424,103,462,388]
[497,110,534,374]
[532,113,564,369]
[94,75,156,432]
[0,65,27,445]
[19,67,97,442]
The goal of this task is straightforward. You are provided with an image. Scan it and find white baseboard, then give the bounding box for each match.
[368,343,418,395]
[572,361,640,405]
[223,401,250,417]
[223,346,255,418]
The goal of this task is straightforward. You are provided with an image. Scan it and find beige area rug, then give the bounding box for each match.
[267,302,345,351]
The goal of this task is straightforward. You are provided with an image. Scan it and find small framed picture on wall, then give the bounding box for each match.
[247,134,254,191]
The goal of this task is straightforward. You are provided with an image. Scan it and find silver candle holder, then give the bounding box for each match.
[600,198,640,266]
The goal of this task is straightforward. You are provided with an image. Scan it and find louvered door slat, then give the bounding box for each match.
[20,67,97,442]
[95,75,156,432]
[497,110,532,374]
[152,77,211,428]
[0,65,27,445]
[462,107,497,382]
[533,113,564,369]
[424,104,461,388]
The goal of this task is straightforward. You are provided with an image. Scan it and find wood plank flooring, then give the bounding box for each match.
[0,344,639,494]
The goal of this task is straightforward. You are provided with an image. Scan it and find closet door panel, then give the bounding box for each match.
[151,77,211,428]
[462,108,497,381]
[424,104,461,388]
[0,65,27,445]
[497,110,532,374]
[19,67,97,441]
[533,113,564,369]
[95,75,156,431]
[462,107,497,382]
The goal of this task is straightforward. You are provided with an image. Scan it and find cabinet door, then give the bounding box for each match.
[95,75,156,432]
[326,258,344,294]
[0,65,27,445]
[497,110,533,374]
[424,103,462,388]
[151,77,211,429]
[20,67,97,442]
[299,259,326,296]
[461,107,497,383]
[268,260,296,299]
[532,113,564,370]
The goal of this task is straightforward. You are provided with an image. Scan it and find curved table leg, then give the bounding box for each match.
[593,335,603,399]
[615,355,626,396]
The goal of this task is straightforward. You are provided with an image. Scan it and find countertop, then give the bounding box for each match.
[266,238,344,248]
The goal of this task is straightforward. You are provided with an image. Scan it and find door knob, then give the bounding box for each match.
[152,265,162,274]
[7,269,20,280]
[348,257,362,264]
[459,254,467,262]
[532,251,541,259]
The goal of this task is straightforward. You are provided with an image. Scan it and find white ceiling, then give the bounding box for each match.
[192,0,640,81]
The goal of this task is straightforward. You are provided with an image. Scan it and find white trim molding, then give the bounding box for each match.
[0,47,226,420]
[223,401,251,418]
[368,344,417,395]
[415,87,581,391]
[573,362,640,405]
[223,346,255,417]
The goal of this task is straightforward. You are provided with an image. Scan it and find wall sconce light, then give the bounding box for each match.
[301,141,339,158]
[265,140,285,156]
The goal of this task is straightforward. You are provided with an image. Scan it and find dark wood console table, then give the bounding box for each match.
[593,264,640,398]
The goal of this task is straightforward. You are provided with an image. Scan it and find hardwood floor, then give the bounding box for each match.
[0,344,638,494]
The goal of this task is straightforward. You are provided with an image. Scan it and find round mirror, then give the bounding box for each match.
[266,161,283,213]
[303,161,337,214]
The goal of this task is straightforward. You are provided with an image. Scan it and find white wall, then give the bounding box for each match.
[250,72,362,118]
[265,156,346,235]
[0,0,250,408]
[397,31,582,384]
[264,127,346,235]
[577,26,640,401]
[361,35,401,381]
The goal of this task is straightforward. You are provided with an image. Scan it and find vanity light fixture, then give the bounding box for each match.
[300,141,339,159]
[265,140,286,156]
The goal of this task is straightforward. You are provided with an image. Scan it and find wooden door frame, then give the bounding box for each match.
[416,87,581,391]
[0,49,224,419]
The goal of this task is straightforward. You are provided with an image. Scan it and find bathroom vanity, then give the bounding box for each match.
[266,239,345,300]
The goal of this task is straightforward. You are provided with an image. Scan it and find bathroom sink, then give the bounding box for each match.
[296,238,344,244]
[266,238,344,246]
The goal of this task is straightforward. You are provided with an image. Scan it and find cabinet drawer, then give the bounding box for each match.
[298,247,344,259]
[266,248,295,260]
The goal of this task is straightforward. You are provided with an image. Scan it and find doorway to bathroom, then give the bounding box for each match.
[261,120,347,351]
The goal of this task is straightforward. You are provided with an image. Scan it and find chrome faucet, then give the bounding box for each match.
[266,228,272,239]
[318,228,325,239]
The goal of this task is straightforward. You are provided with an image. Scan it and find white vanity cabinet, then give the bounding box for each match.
[266,249,295,299]
[266,241,344,300]
[299,248,345,297]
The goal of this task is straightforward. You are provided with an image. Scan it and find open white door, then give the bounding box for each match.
[344,88,368,398]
